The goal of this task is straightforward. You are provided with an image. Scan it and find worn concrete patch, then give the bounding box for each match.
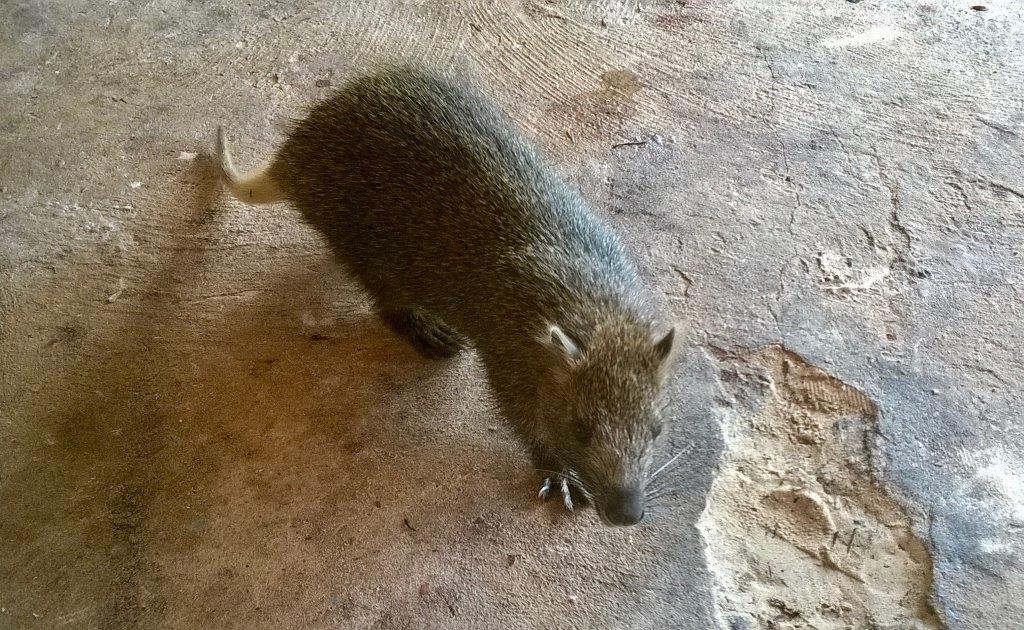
[700,345,940,629]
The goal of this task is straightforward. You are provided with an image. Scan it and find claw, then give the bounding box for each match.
[538,475,574,512]
[538,477,553,501]
[560,477,573,512]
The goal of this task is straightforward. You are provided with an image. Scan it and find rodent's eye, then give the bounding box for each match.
[574,422,593,444]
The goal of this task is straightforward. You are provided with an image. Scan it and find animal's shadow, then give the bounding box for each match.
[7,151,721,629]
[17,156,527,627]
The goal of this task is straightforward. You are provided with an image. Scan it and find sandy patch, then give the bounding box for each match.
[699,345,940,629]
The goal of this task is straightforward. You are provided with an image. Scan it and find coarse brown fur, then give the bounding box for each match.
[216,65,677,526]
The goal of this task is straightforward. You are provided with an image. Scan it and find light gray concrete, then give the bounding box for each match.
[2,1,1021,628]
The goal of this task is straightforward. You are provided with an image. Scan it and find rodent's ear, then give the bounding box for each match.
[540,324,584,381]
[653,326,676,381]
[545,324,583,361]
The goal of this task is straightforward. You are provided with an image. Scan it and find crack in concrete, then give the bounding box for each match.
[947,180,975,213]
[757,47,801,236]
[975,115,1019,136]
[870,149,914,281]
[766,261,790,335]
[670,264,694,298]
[989,180,1024,201]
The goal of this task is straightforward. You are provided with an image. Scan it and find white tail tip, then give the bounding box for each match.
[215,125,285,204]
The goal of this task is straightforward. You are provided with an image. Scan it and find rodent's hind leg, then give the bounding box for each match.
[380,307,464,359]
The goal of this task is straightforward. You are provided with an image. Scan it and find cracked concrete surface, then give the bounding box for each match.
[1,0,1022,628]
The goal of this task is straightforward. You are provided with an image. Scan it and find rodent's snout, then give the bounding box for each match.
[601,486,645,527]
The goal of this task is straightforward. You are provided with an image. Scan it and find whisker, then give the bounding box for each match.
[645,488,675,502]
[645,479,688,502]
[649,441,695,481]
[645,492,678,505]
[564,471,595,499]
[532,467,597,502]
[650,452,683,481]
[645,476,671,494]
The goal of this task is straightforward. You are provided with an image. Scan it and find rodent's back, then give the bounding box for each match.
[272,67,650,349]
[251,68,676,525]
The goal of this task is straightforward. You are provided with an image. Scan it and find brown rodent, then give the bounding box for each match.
[216,65,677,526]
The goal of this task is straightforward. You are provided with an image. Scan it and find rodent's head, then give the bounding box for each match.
[537,318,677,527]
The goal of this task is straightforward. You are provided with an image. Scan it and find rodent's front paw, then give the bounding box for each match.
[538,475,575,512]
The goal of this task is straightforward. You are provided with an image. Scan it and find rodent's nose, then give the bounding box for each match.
[604,487,645,526]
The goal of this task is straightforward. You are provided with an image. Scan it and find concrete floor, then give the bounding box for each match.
[2,0,1022,628]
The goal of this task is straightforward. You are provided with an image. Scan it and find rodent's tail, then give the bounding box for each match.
[216,125,286,204]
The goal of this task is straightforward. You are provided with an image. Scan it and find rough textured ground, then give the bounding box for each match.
[1,1,1022,628]
[701,346,941,629]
